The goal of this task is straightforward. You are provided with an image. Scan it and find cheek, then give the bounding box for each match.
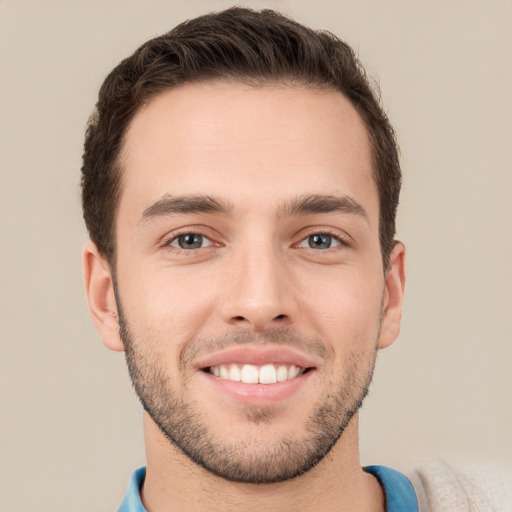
[299,266,384,347]
[125,266,221,336]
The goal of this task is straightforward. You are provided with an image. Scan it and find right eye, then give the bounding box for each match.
[169,233,213,250]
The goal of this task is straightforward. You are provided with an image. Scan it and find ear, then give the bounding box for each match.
[377,241,406,350]
[82,241,125,352]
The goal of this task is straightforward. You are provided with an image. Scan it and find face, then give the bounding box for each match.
[87,82,404,483]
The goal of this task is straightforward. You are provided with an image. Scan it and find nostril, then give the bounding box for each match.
[227,313,289,328]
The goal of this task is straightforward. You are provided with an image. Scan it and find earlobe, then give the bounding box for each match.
[82,242,125,352]
[377,241,406,350]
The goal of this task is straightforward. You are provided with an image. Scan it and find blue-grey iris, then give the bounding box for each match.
[178,234,203,249]
[308,234,332,249]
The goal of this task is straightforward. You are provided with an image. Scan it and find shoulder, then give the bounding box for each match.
[408,459,512,512]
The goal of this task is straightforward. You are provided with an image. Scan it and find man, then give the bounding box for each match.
[80,7,508,512]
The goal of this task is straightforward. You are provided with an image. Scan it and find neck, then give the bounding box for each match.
[141,413,385,512]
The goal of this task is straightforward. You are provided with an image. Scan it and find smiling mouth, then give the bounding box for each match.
[205,363,312,384]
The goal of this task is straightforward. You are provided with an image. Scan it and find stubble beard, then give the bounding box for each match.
[119,308,379,484]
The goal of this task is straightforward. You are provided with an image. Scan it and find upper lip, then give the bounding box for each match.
[195,346,320,371]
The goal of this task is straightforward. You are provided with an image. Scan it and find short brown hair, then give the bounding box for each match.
[81,7,401,268]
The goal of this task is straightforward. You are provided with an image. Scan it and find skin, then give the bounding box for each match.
[84,82,405,511]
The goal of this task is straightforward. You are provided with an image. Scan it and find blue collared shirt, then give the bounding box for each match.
[118,465,418,511]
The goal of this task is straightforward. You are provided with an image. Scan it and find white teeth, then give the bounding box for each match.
[219,365,229,379]
[210,363,307,384]
[288,365,300,379]
[241,364,259,384]
[259,364,277,384]
[276,365,288,382]
[228,364,241,382]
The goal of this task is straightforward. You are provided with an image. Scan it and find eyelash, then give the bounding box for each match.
[160,230,212,252]
[295,229,351,250]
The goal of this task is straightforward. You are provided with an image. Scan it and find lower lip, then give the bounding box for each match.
[198,370,315,405]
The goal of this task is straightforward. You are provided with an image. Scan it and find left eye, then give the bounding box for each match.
[170,233,212,250]
[298,234,341,250]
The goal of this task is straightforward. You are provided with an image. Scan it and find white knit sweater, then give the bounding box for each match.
[408,460,512,512]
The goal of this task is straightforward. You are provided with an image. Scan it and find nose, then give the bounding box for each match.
[220,244,296,332]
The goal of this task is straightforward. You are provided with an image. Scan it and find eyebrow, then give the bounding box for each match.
[140,194,235,223]
[139,193,368,224]
[279,194,369,222]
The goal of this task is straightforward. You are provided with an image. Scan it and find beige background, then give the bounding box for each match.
[1,0,511,510]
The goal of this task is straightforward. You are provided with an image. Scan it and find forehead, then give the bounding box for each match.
[119,82,377,223]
